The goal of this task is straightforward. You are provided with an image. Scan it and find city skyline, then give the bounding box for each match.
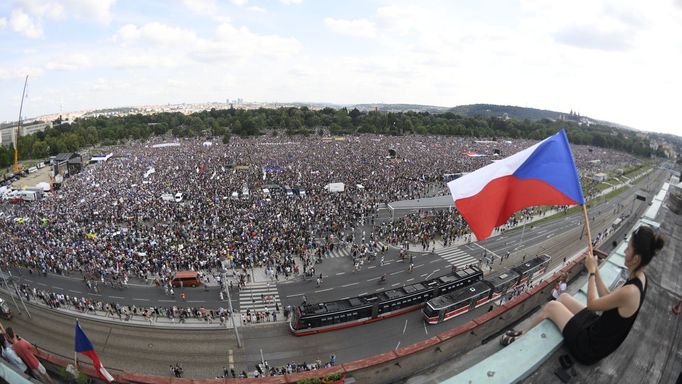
[1,0,681,136]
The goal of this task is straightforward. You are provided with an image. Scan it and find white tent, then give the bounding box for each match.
[324,182,345,192]
[35,182,51,192]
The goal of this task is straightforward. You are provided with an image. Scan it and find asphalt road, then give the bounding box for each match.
[1,168,666,378]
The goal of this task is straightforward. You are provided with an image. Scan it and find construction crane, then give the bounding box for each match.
[14,75,28,173]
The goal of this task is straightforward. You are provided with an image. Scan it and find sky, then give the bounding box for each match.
[0,0,681,136]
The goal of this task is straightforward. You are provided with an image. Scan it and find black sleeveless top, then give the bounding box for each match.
[584,275,646,361]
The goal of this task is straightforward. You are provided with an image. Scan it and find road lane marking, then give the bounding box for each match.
[37,283,47,286]
[159,299,175,302]
[109,296,124,299]
[390,271,402,276]
[336,272,345,276]
[420,273,428,277]
[367,266,376,269]
[358,292,368,296]
[392,283,401,287]
[286,293,305,298]
[395,341,401,350]
[133,298,150,301]
[228,349,234,369]
[425,271,436,280]
[376,288,385,292]
[341,282,359,287]
[424,321,428,335]
[403,319,408,334]
[429,260,439,264]
[315,288,333,293]
[52,286,64,290]
[188,300,206,303]
[367,277,380,281]
[406,278,414,282]
[415,264,424,268]
[68,290,81,293]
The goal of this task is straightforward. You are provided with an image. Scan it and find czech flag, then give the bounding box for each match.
[448,129,584,240]
[75,321,115,383]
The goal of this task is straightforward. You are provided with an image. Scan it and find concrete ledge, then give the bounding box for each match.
[341,350,398,372]
[436,320,477,342]
[447,320,563,384]
[394,336,441,357]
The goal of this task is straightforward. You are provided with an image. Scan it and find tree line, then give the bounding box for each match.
[0,106,662,169]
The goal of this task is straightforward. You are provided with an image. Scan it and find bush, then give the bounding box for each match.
[325,373,342,381]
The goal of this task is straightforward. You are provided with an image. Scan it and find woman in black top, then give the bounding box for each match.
[503,225,664,365]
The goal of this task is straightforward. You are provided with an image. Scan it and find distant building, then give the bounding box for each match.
[0,121,52,146]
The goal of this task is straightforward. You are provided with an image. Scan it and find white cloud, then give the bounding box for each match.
[179,0,216,14]
[9,9,43,38]
[63,0,116,24]
[4,0,114,38]
[0,66,44,80]
[375,5,428,36]
[192,22,302,62]
[112,54,178,69]
[230,0,249,6]
[109,20,301,66]
[113,22,197,47]
[279,0,302,4]
[13,0,65,19]
[45,53,92,70]
[554,24,632,51]
[248,6,265,12]
[324,17,376,38]
[0,17,7,29]
[90,78,130,92]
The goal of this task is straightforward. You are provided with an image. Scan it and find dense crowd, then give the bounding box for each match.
[0,134,636,284]
[377,205,569,248]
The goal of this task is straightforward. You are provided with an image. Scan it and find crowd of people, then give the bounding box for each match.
[14,283,232,325]
[219,354,338,379]
[0,134,636,286]
[0,132,640,380]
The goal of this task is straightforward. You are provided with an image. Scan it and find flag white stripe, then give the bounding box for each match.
[447,137,547,200]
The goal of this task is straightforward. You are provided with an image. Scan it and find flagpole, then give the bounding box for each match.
[74,319,79,368]
[581,205,594,256]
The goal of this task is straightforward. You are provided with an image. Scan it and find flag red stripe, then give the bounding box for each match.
[455,175,576,240]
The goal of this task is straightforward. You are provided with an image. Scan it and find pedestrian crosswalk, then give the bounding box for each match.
[238,281,282,313]
[323,241,388,259]
[436,246,480,269]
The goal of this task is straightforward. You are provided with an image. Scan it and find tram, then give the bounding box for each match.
[290,266,483,336]
[423,255,551,325]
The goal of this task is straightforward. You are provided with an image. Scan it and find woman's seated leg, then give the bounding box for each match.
[557,293,585,315]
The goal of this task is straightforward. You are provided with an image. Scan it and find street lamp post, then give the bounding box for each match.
[222,271,242,348]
